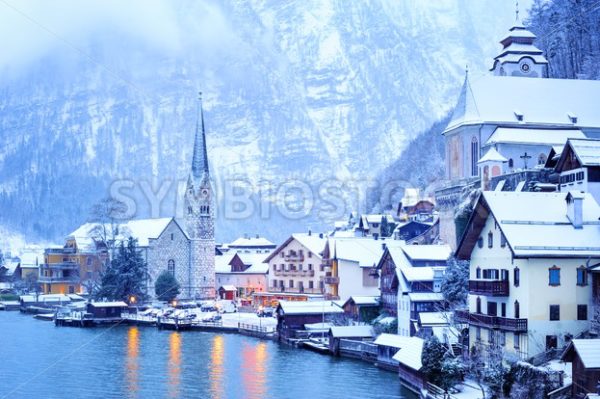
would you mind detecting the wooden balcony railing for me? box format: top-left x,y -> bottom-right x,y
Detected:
324,276 -> 339,285
454,310 -> 527,332
273,269 -> 314,277
469,280 -> 509,296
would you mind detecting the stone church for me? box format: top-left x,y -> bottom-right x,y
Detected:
68,95 -> 216,300
437,14 -> 600,248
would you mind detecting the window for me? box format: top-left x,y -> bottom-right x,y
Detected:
488,329 -> 495,344
476,267 -> 481,279
488,232 -> 493,248
549,266 -> 561,286
272,280 -> 278,288
308,252 -> 312,258
500,331 -> 506,346
167,259 -> 175,275
501,303 -> 506,317
477,237 -> 483,249
577,267 -> 588,286
280,252 -> 284,258
289,280 -> 294,288
476,297 -> 482,314
86,257 -> 92,266
514,267 -> 520,287
501,269 -> 509,281
514,333 -> 520,349
577,304 -> 588,321
308,281 -> 314,289
476,327 -> 481,341
308,264 -> 313,270
546,335 -> 558,351
514,300 -> 520,318
487,301 -> 497,316
549,305 -> 560,321
508,158 -> 514,168
500,234 -> 507,248
471,137 -> 479,177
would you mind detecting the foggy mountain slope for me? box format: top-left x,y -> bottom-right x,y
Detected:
0,0 -> 520,242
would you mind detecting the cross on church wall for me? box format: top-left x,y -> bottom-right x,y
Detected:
520,151 -> 532,169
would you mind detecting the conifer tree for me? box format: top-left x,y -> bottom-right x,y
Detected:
154,271 -> 180,302
96,237 -> 147,302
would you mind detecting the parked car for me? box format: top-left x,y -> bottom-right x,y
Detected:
257,307 -> 274,318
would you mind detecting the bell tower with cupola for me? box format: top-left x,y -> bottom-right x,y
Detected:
184,92 -> 215,299
490,3 -> 548,78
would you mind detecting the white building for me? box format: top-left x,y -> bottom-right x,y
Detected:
215,252 -> 269,303
555,138 -> 600,204
226,236 -> 276,254
321,237 -> 404,301
456,191 -> 600,359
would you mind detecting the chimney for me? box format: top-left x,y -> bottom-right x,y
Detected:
319,233 -> 323,239
308,229 -> 312,236
566,191 -> 584,229
382,242 -> 386,250
255,234 -> 259,239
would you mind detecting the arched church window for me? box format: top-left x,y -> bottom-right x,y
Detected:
508,158 -> 514,168
471,137 -> 479,177
538,153 -> 547,165
168,259 -> 175,275
188,206 -> 193,215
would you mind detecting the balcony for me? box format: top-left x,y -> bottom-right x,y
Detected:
38,275 -> 80,284
284,254 -> 304,262
40,262 -> 79,271
324,276 -> 339,285
271,286 -> 323,295
455,310 -> 527,333
45,247 -> 76,254
273,269 -> 314,277
469,280 -> 509,296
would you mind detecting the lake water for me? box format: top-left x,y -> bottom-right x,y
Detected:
0,312 -> 415,399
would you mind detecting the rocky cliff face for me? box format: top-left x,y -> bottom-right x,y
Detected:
0,0 -> 518,243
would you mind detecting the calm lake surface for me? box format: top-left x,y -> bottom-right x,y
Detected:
0,312 -> 414,399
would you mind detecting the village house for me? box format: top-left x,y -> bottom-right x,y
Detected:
561,339 -> 600,398
435,18 -> 600,249
455,191 -> 600,359
225,235 -> 276,254
254,232 -> 327,307
554,138 -> 600,204
373,333 -> 415,370
328,325 -> 375,356
215,252 -> 269,305
342,296 -> 380,322
392,336 -> 426,395
356,214 -> 396,238
377,244 -> 451,336
393,220 -> 434,242
275,300 -> 344,341
321,237 -> 403,301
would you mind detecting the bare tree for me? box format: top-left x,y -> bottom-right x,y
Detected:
89,197 -> 128,254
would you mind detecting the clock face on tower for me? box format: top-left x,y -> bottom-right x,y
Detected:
201,189 -> 209,197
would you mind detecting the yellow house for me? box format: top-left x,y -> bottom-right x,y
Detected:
456,191 -> 600,359
40,235 -> 108,295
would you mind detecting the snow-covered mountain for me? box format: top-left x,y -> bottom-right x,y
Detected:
0,0 -> 522,242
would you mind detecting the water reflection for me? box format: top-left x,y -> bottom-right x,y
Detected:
168,332 -> 182,398
210,335 -> 224,399
126,326 -> 139,398
241,341 -> 268,399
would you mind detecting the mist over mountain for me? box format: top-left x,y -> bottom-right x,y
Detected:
0,0 -> 524,244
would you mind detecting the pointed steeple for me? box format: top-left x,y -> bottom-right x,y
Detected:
192,92 -> 209,180
445,68 -> 480,132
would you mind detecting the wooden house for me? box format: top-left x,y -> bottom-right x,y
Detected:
342,296 -> 380,322
555,138 -> 600,204
392,336 -> 426,394
561,339 -> 600,398
373,333 -> 413,370
328,325 -> 375,356
86,301 -> 128,319
275,300 -> 344,340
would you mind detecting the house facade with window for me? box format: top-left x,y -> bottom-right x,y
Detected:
377,244 -> 452,336
254,233 -> 327,306
456,191 -> 600,359
215,252 -> 269,304
555,138 -> 600,205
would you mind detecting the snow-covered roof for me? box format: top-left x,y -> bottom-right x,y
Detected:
481,191 -> 600,257
330,237 -> 402,267
446,76 -> 600,133
485,128 -> 585,147
18,250 -> 44,268
277,300 -> 344,316
293,233 -> 327,258
219,285 -> 237,291
385,245 -> 447,285
401,245 -> 452,262
418,312 -> 452,326
392,337 -> 424,371
564,339 -> 600,369
20,294 -> 71,303
567,139 -> 600,166
69,218 -> 174,251
373,333 -> 413,349
89,301 -> 128,308
329,325 -> 375,338
478,147 -> 508,164
407,292 -> 445,302
2,260 -> 20,275
214,252 -> 269,274
344,296 -> 380,306
229,236 -> 275,248
362,214 -> 394,224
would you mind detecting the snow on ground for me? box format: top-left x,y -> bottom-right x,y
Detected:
543,359 -> 573,386
451,380 -> 486,399
221,312 -> 277,328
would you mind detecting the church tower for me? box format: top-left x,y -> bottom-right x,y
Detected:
490,4 -> 548,78
184,93 -> 215,299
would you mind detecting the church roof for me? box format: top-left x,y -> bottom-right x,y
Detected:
484,127 -> 586,147
191,94 -> 210,181
478,148 -> 508,164
445,75 -> 600,133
